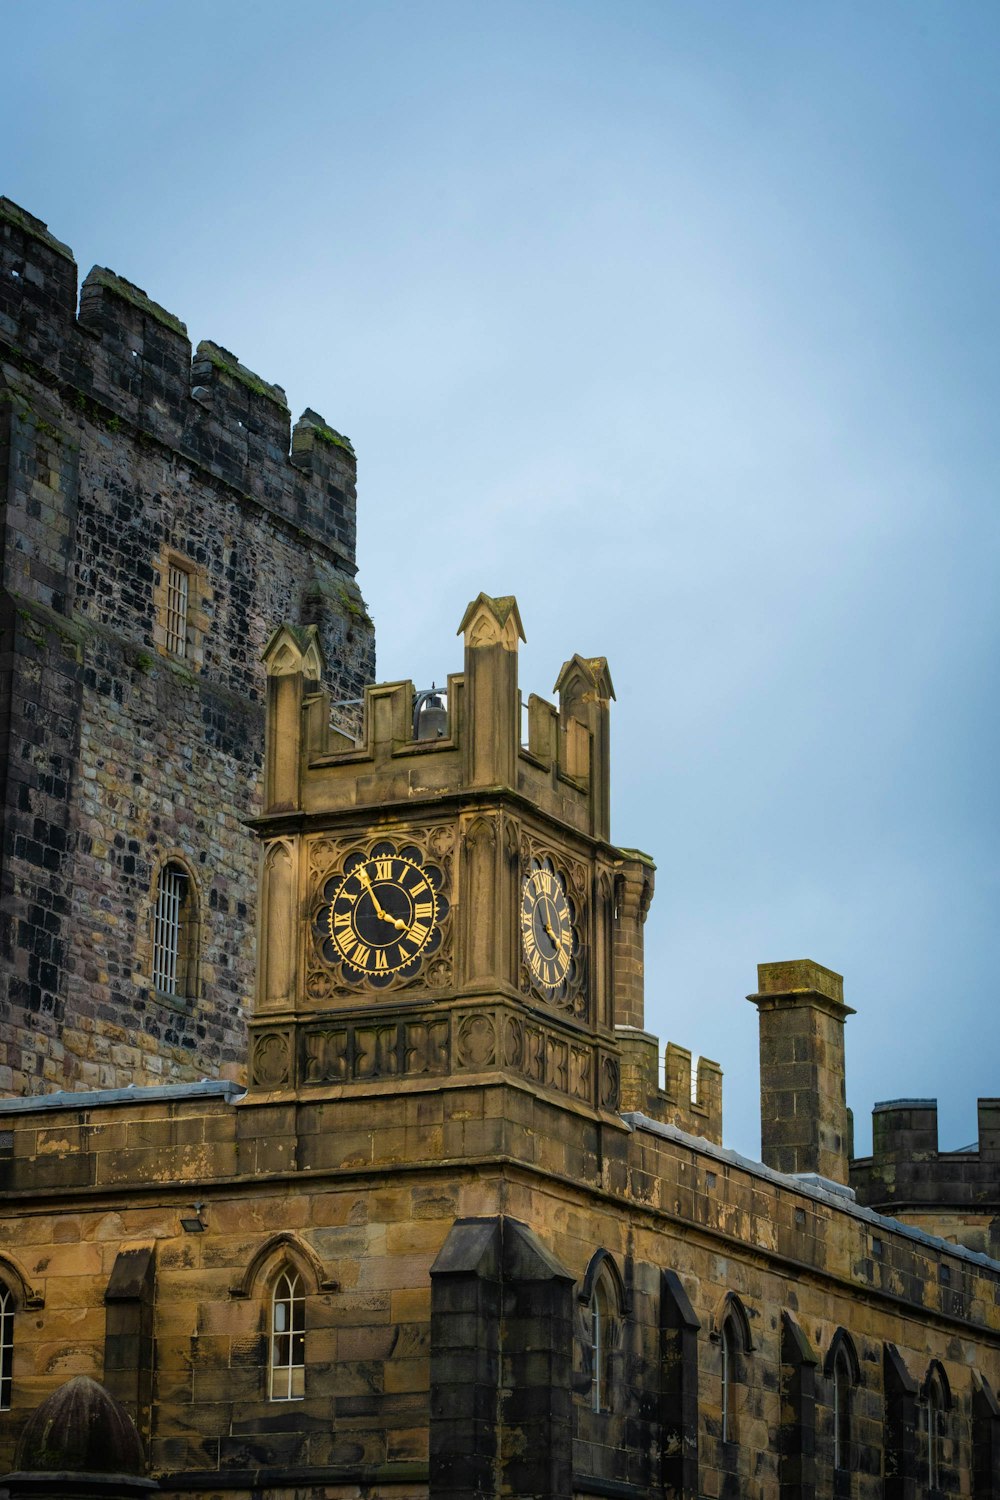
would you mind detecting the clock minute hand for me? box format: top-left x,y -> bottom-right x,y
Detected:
357,865 -> 408,930
356,866 -> 391,922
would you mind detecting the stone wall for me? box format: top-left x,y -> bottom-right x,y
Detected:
0,199 -> 374,1096
1,1081 -> 998,1499
852,1097 -> 1000,1258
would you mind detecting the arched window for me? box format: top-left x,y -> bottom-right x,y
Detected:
833,1345 -> 852,1469
578,1251 -> 627,1418
0,1280 -> 13,1410
825,1328 -> 861,1476
928,1380 -> 941,1490
590,1278 -> 612,1413
713,1292 -> 753,1447
152,859 -> 198,999
721,1315 -> 739,1443
925,1366 -> 948,1491
270,1269 -> 305,1400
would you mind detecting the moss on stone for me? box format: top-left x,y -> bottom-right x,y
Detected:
196,342 -> 288,407
0,198 -> 75,263
312,421 -> 355,456
88,267 -> 188,338
336,581 -> 370,624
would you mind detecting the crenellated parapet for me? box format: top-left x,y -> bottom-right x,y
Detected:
617,1030 -> 723,1143
851,1097 -> 1000,1255
0,199 -> 373,1099
0,198 -> 356,566
260,591 -> 614,840
249,593 -> 690,1121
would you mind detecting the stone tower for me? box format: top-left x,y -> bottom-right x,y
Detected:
249,592 -> 646,1115
0,199 -> 374,1096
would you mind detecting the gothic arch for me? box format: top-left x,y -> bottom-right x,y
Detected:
229,1232 -> 338,1299
577,1250 -> 627,1415
824,1326 -> 862,1383
0,1252 -> 43,1309
578,1248 -> 629,1315
712,1290 -> 754,1352
921,1359 -> 953,1409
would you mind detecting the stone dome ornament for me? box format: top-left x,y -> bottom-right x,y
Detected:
2,1375 -> 158,1498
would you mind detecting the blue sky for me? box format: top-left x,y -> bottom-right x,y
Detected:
6,0 -> 999,1155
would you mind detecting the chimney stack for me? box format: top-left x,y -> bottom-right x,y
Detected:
749,959 -> 855,1184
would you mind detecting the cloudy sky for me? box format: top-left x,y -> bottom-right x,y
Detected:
6,0 -> 999,1156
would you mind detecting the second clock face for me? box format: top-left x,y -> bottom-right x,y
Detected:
321,842 -> 446,986
521,859 -> 576,995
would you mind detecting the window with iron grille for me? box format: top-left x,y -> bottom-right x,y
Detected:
152,862 -> 193,997
165,563 -> 190,657
0,1282 -> 12,1410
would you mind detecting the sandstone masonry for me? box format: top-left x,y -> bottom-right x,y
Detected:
0,198 -> 374,1096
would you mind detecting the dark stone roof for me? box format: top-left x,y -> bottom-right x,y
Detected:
14,1376 -> 145,1475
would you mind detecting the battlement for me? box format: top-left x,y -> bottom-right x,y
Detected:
850,1098 -> 1000,1255
616,1029 -> 723,1143
0,198 -> 356,566
261,591 -> 614,841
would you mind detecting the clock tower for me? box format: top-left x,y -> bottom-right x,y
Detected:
250,592 -> 651,1120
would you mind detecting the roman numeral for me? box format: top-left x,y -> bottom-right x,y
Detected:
333,910 -> 352,932
414,901 -> 432,921
408,921 -> 429,947
374,949 -> 389,970
351,943 -> 370,968
409,877 -> 429,896
375,859 -> 393,881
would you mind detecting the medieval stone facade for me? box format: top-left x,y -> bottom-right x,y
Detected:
1,204 -> 998,1500
0,199 -> 374,1097
0,594 -> 998,1500
851,1098 -> 1000,1260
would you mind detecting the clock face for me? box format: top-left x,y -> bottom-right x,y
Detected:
521,858 -> 577,998
316,840 -> 447,987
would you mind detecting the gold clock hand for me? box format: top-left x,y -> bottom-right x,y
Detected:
356,866 -> 392,923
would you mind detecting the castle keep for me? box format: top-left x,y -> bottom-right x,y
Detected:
0,204 -> 998,1500
0,199 -> 373,1096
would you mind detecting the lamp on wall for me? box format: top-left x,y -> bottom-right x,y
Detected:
180,1201 -> 206,1233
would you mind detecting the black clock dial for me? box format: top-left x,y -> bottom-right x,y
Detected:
317,842 -> 446,987
521,860 -> 575,994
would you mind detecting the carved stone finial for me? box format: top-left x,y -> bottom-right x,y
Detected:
553,653 -> 615,704
457,592 -> 526,651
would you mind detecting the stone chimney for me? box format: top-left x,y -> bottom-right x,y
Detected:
748,959 -> 855,1184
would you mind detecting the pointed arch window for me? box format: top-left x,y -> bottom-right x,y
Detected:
590,1278 -> 612,1412
825,1328 -> 861,1476
579,1250 -> 628,1417
833,1345 -> 852,1469
923,1363 -> 950,1492
0,1281 -> 13,1409
928,1378 -> 942,1491
721,1315 -> 739,1442
270,1269 -> 305,1400
714,1292 -> 753,1447
152,859 -> 199,1000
